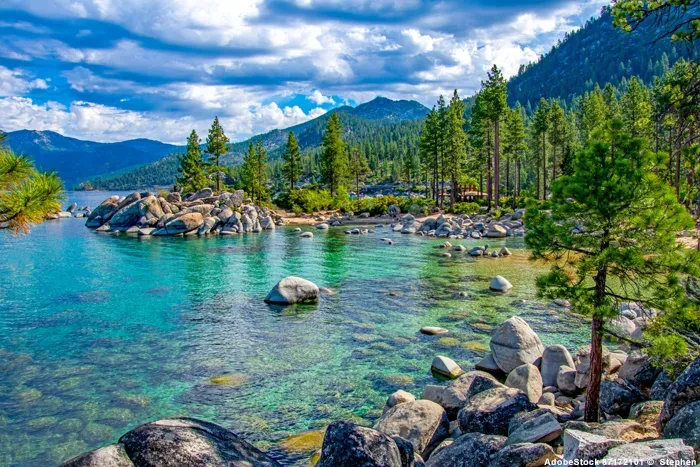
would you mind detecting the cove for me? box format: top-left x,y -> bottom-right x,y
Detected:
0,191 -> 590,466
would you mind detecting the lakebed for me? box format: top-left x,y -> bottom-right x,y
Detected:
0,191 -> 591,466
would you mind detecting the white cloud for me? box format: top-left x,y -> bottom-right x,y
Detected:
307,90 -> 335,105
0,66 -> 49,97
0,96 -> 328,143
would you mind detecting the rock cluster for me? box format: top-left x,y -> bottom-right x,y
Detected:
390,210 -> 526,239
62,315 -> 699,467
85,189 -> 284,236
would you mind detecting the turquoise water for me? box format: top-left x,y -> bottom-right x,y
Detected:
0,191 -> 590,466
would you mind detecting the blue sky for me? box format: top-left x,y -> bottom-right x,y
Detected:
0,0 -> 606,143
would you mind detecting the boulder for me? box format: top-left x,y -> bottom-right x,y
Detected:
436,371 -> 502,420
602,439 -> 695,466
457,387 -> 537,436
430,356 -> 463,379
165,192 -> 181,203
556,365 -> 577,395
187,187 -> 212,201
85,196 -> 121,227
541,345 -> 575,388
599,380 -> 642,417
110,195 -> 164,229
420,327 -> 449,336
164,212 -> 204,235
658,357 -> 700,431
629,401 -> 664,428
505,364 -> 543,404
316,223 -> 329,230
384,390 -> 416,414
563,420 -> 657,442
317,421 -> 402,467
264,276 -> 319,305
489,442 -> 557,467
423,433 -> 505,467
489,317 -> 544,373
489,276 -> 513,292
60,444 -> 133,467
421,385 -> 445,405
475,353 -> 503,376
486,225 -> 507,238
374,400 -> 449,458
573,345 -> 612,389
664,400 -> 700,452
60,417 -> 281,467
300,231 -> 314,238
563,429 -> 625,462
391,436 -> 416,467
506,410 -> 562,445
538,393 -> 556,406
649,371 -> 673,401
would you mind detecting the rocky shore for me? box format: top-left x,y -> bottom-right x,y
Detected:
80,190 -> 526,241
61,310 -> 699,466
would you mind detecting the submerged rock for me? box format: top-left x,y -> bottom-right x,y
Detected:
264,277 -> 319,305
431,356 -> 463,379
488,276 -> 512,292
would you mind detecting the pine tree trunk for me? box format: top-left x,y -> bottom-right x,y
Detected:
494,120 -> 500,208
506,154 -> 510,199
584,315 -> 604,423
487,156 -> 493,211
552,146 -> 556,182
541,133 -> 547,200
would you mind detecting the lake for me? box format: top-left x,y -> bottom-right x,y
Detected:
0,191 -> 590,466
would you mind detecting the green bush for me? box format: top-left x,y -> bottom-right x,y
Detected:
276,188 -> 334,214
341,195 -> 433,216
449,202 -> 480,215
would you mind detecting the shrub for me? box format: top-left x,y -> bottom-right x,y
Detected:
449,202 -> 480,215
276,188 -> 334,214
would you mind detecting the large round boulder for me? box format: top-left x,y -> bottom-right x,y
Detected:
489,317 -> 544,373
457,387 -> 537,436
374,399 -> 449,459
264,276 -> 319,305
61,418 -> 281,467
573,345 -> 612,389
488,276 -> 513,292
505,364 -> 543,404
317,421 -> 402,467
85,196 -> 121,227
164,212 -> 204,235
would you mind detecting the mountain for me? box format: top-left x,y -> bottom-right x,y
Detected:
4,130 -> 182,186
507,7 -> 697,109
82,97 -> 428,190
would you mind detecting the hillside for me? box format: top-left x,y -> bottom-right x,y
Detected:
4,130 -> 182,185
81,97 -> 428,190
507,7 -> 697,109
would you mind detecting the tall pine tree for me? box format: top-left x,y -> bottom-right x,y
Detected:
177,129 -> 208,193
282,131 -> 300,190
205,116 -> 229,192
320,112 -> 348,197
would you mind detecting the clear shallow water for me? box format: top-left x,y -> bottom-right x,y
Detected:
0,191 -> 590,466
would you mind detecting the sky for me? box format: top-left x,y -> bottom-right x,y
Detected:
0,0 -> 607,144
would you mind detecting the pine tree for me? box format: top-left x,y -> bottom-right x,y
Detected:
436,95 -> 448,207
282,131 -> 301,191
320,112 -> 348,197
349,147 -> 370,197
0,134 -> 64,233
444,90 -> 467,205
548,100 -> 567,182
525,120 -> 698,422
482,65 -> 508,208
177,129 -> 208,193
255,140 -> 269,202
579,87 -> 608,141
420,108 -> 439,203
503,104 -> 528,206
621,76 -> 654,144
205,116 -> 229,193
241,141 -> 258,202
533,99 -> 550,199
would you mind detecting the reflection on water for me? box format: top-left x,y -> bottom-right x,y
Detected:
0,191 -> 589,466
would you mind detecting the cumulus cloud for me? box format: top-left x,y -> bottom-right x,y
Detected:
0,66 -> 49,97
307,90 -> 335,105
